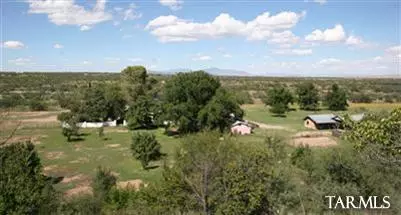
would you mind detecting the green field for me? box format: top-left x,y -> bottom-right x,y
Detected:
2,101 -> 399,194
242,103 -> 401,131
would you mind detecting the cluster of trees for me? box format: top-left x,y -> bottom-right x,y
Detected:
1,107 -> 401,214
57,67 -> 244,141
263,83 -> 348,115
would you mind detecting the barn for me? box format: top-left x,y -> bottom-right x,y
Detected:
303,114 -> 340,130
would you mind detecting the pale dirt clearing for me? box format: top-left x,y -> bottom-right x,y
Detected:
69,157 -> 90,164
291,136 -> 337,147
64,184 -> 92,197
106,144 -> 121,148
117,179 -> 147,190
43,165 -> 58,173
293,131 -> 332,138
61,174 -> 87,184
46,151 -> 65,160
1,135 -> 47,145
249,120 -> 295,132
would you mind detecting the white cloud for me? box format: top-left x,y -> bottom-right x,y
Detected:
2,41 -> 25,49
273,49 -> 312,56
159,0 -> 183,10
305,24 -> 346,42
192,54 -> 212,61
80,25 -> 92,31
26,0 -> 112,30
386,45 -> 401,55
53,43 -> 63,49
146,11 -> 306,43
82,60 -> 92,65
223,54 -> 232,58
123,3 -> 142,20
345,35 -> 363,45
268,31 -> 299,46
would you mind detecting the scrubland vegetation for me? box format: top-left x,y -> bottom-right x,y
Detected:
0,69 -> 400,214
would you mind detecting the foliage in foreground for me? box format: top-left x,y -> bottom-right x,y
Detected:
0,142 -> 58,214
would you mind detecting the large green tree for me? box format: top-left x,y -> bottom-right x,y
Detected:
121,66 -> 152,104
325,84 -> 348,111
263,85 -> 294,115
126,95 -> 158,130
198,88 -> 244,132
163,71 -> 241,133
296,83 -> 319,111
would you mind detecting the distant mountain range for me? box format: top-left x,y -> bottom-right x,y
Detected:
152,67 -> 250,76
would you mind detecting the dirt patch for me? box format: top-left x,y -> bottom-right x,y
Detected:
249,121 -> 295,132
117,179 -> 147,190
291,137 -> 337,147
43,165 -> 58,173
64,185 -> 92,197
61,174 -> 86,184
69,157 -> 89,164
106,144 -> 121,148
293,131 -> 332,138
74,144 -> 82,151
20,115 -> 58,123
105,128 -> 129,133
46,151 -> 65,160
1,135 -> 47,145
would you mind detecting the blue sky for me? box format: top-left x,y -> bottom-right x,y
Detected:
1,0 -> 400,76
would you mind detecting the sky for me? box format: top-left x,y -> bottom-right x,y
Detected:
1,0 -> 400,76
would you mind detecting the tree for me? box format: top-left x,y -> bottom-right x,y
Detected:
163,71 -> 241,133
58,112 -> 80,142
121,66 -> 149,104
126,95 -> 156,130
198,88 -> 244,132
296,83 -> 319,111
263,85 -> 294,115
131,132 -> 162,170
104,84 -> 127,121
92,166 -> 117,202
161,133 -> 296,215
0,142 -> 58,214
344,108 -> 401,166
325,84 -> 348,111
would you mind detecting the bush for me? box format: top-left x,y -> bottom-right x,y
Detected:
131,132 -> 162,170
0,142 -> 58,214
28,100 -> 48,111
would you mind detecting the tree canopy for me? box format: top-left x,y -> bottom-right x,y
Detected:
325,84 -> 348,111
296,83 -> 319,111
263,85 -> 294,115
162,71 -> 242,133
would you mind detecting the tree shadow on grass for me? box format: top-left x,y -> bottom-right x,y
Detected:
144,165 -> 160,170
45,175 -> 64,184
272,114 -> 287,118
68,137 -> 85,142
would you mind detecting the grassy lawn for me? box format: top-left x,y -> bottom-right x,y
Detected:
14,127 -> 181,191
242,103 -> 400,131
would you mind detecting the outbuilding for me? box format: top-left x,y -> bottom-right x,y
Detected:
303,114 -> 340,130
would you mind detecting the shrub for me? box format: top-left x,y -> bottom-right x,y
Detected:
131,132 -> 162,170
